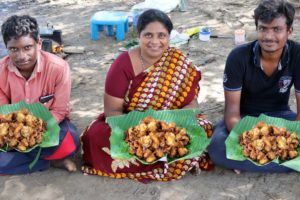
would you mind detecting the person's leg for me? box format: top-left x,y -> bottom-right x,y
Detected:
0,150 -> 50,174
264,110 -> 296,121
0,119 -> 79,174
208,120 -> 292,172
42,119 -> 80,172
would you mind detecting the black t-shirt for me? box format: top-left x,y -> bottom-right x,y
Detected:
223,40 -> 300,115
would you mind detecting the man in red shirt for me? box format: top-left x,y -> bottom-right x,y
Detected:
0,15 -> 79,174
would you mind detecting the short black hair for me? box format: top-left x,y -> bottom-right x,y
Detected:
254,0 -> 295,29
1,15 -> 39,46
137,9 -> 173,34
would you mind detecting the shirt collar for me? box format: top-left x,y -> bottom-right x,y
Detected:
7,51 -> 43,79
253,41 -> 289,71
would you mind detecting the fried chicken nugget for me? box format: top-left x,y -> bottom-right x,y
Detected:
149,132 -> 159,149
257,152 -> 265,160
29,135 -> 36,147
36,134 -> 43,144
243,148 -> 250,157
21,126 -> 33,137
0,114 -> 5,122
146,154 -> 156,163
180,135 -> 189,145
136,123 -> 147,136
15,112 -> 26,123
277,136 -> 287,150
267,151 -> 276,160
160,121 -> 168,131
147,121 -> 157,132
3,113 -> 13,122
178,147 -> 188,157
136,146 -> 143,158
288,150 -> 298,159
169,122 -> 176,129
21,138 -> 29,147
251,128 -> 260,140
0,136 -> 4,147
0,123 -> 9,136
25,114 -> 37,127
279,150 -> 288,160
249,150 -> 257,160
13,123 -> 23,135
8,138 -> 18,147
260,126 -> 270,136
169,147 -> 177,158
290,132 -> 298,139
252,139 -> 264,151
258,157 -> 269,165
17,144 -> 26,151
262,136 -> 272,152
142,116 -> 155,124
19,108 -> 29,115
155,148 -> 164,158
139,135 -> 152,148
272,126 -> 281,135
165,132 -> 176,146
256,121 -> 267,129
143,149 -> 152,159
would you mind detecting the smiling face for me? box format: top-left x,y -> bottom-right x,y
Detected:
6,34 -> 41,73
138,21 -> 170,60
257,15 -> 293,55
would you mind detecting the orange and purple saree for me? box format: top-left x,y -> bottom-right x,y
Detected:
81,47 -> 213,183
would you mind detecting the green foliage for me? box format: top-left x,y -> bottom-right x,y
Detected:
201,26 -> 210,33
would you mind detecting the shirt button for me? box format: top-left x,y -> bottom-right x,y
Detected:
26,99 -> 29,103
25,82 -> 29,86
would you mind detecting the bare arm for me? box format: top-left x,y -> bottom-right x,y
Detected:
104,93 -> 125,117
49,62 -> 71,123
183,96 -> 199,109
295,92 -> 300,121
224,90 -> 241,131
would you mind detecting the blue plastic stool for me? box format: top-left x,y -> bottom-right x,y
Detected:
90,11 -> 129,41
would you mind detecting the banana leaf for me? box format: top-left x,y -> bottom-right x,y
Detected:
0,101 -> 60,152
107,108 -> 210,164
225,114 -> 300,172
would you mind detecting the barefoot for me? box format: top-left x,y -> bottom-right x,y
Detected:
190,162 -> 201,176
51,159 -> 77,172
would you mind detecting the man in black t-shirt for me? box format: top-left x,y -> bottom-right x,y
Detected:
208,0 -> 300,172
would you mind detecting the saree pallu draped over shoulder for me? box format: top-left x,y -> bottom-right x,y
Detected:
81,47 -> 214,183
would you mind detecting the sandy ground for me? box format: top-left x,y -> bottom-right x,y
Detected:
1,0 -> 300,199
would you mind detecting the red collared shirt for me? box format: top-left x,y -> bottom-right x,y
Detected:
0,50 -> 71,123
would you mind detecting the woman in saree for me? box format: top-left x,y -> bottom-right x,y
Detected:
81,9 -> 213,182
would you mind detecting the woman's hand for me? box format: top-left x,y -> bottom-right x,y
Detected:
183,97 -> 199,109
104,93 -> 124,117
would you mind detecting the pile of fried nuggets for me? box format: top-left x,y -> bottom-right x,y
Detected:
125,116 -> 190,163
240,121 -> 299,164
0,108 -> 46,151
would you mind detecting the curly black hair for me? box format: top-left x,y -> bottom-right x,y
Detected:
1,15 -> 39,46
254,0 -> 295,29
137,9 -> 173,34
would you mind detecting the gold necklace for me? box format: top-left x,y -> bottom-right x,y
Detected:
140,52 -> 151,71
140,53 -> 146,71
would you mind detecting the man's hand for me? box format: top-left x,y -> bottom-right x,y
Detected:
224,90 -> 241,131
